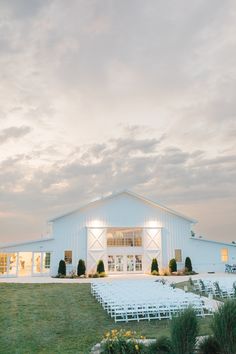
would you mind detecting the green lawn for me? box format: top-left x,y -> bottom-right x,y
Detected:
0,283 -> 212,354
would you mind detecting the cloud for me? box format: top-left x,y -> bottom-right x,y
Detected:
0,131 -> 235,242
0,1 -> 235,243
0,133 -> 235,210
0,126 -> 32,144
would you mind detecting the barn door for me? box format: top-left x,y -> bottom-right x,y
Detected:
87,228 -> 107,273
143,228 -> 162,272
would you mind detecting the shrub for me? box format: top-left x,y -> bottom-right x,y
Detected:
93,272 -> 99,278
197,336 -> 220,354
185,257 -> 192,272
151,258 -> 159,273
147,336 -> 172,353
99,272 -> 107,278
97,259 -> 105,274
101,329 -> 146,354
170,307 -> 199,354
58,259 -> 66,276
151,270 -> 159,276
169,258 -> 177,273
68,270 -> 77,278
211,299 -> 236,354
77,259 -> 86,276
160,268 -> 170,276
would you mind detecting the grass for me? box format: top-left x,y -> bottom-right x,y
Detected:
0,283 -> 212,354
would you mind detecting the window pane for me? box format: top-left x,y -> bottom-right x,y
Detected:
107,228 -> 142,247
127,255 -> 134,272
221,248 -> 228,262
108,255 -> 115,272
64,250 -> 72,264
18,253 -> 32,276
42,252 -> 51,272
44,253 -> 51,269
0,254 -> 7,275
175,249 -> 182,262
8,253 -> 17,275
115,255 -> 124,272
135,255 -> 142,271
33,253 -> 41,273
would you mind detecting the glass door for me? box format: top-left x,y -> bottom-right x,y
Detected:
108,255 -> 115,272
18,253 -> 32,276
115,255 -> 124,272
127,255 -> 134,272
135,255 -> 142,271
33,253 -> 42,274
8,254 -> 17,275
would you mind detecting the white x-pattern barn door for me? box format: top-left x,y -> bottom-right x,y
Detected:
87,228 -> 107,273
143,228 -> 162,272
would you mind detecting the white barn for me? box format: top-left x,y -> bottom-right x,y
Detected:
0,190 -> 235,277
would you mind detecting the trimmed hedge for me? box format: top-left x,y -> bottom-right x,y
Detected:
58,259 -> 66,276
151,258 -> 159,273
97,260 -> 105,274
169,258 -> 177,273
77,259 -> 86,276
185,257 -> 192,272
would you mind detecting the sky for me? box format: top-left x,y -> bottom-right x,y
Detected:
0,0 -> 235,244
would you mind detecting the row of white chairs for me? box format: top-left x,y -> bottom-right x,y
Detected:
91,280 -> 213,322
193,278 -> 236,298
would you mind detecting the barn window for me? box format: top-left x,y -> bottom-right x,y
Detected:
0,254 -> 7,275
64,250 -> 72,264
221,248 -> 228,262
44,252 -> 51,269
175,249 -> 182,262
107,228 -> 142,247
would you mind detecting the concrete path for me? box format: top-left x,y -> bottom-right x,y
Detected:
0,272 -> 235,284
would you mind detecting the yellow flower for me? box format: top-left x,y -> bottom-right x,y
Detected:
135,344 -> 139,351
124,330 -> 132,337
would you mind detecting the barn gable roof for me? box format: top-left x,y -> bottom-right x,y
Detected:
49,190 -> 197,224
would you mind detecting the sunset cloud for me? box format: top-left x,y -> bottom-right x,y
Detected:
0,0 -> 235,242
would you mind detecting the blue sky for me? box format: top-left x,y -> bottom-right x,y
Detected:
0,0 -> 235,243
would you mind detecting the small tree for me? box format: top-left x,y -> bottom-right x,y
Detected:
171,307 -> 199,354
185,257 -> 192,272
97,259 -> 105,274
77,259 -> 86,276
169,258 -> 177,273
198,336 -> 220,354
211,299 -> 236,354
151,258 -> 159,273
58,259 -> 66,276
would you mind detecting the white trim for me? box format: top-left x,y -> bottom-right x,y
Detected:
190,237 -> 236,248
48,190 -> 197,223
0,237 -> 54,250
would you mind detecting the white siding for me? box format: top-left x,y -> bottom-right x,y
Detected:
186,238 -> 236,272
51,193 -> 192,274
1,192 -> 234,276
